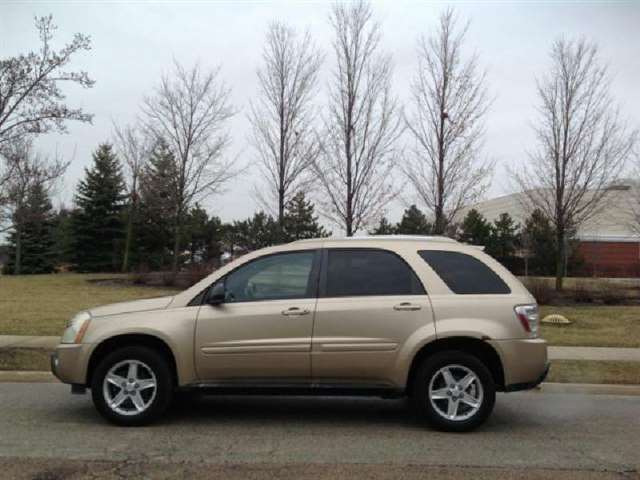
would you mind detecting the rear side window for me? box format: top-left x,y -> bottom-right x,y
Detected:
325,249 -> 425,297
418,250 -> 510,295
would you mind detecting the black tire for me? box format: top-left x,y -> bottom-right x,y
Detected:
411,350 -> 496,432
91,346 -> 173,426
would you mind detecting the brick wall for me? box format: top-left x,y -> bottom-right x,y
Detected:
577,241 -> 640,278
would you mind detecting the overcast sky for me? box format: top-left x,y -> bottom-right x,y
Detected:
2,0 -> 639,228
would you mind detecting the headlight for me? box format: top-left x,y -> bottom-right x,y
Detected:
61,312 -> 91,344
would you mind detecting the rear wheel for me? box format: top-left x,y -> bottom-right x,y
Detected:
411,350 -> 496,432
91,346 -> 173,426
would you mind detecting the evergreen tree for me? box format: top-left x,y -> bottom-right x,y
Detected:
183,204 -> 225,265
370,217 -> 397,235
520,209 -> 557,276
72,144 -> 126,272
51,207 -> 76,267
487,212 -> 518,261
282,192 -> 330,241
458,209 -> 492,246
5,183 -> 56,274
396,205 -> 432,235
134,140 -> 178,270
227,212 -> 280,252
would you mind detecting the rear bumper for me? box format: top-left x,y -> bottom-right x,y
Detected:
488,337 -> 548,390
504,363 -> 549,392
50,343 -> 92,385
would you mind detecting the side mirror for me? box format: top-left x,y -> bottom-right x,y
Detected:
206,282 -> 226,306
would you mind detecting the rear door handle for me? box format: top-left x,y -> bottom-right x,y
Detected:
282,307 -> 310,316
393,302 -> 422,311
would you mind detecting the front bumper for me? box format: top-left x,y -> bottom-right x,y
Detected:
50,343 -> 92,386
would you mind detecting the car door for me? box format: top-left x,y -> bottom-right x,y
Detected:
312,248 -> 434,386
194,249 -> 320,383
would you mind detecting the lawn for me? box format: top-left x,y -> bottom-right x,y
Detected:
547,360 -> 640,385
539,305 -> 640,348
0,273 -> 179,336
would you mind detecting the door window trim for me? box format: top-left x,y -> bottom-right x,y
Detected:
190,249 -> 322,305
318,247 -> 426,298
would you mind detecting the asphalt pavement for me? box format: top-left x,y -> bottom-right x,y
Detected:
0,383 -> 638,479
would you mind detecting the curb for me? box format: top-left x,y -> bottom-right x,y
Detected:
536,382 -> 640,396
0,371 -> 58,383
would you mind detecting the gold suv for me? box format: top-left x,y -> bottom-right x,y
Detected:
52,236 -> 548,431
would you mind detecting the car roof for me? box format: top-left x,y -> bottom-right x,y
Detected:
292,235 -> 458,245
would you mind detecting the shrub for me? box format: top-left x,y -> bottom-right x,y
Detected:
130,265 -> 151,285
572,281 -> 594,303
181,263 -> 214,288
600,281 -> 625,305
161,271 -> 176,287
522,278 -> 556,305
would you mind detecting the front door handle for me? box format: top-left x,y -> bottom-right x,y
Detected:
393,302 -> 422,311
282,307 -> 311,316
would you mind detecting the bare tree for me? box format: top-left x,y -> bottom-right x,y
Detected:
113,123 -> 150,272
141,61 -> 237,273
0,15 -> 94,145
513,38 -> 637,290
404,8 -> 491,235
314,0 -> 402,236
249,21 -> 323,229
0,138 -> 68,274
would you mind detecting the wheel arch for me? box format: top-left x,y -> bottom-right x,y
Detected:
405,336 -> 505,395
86,333 -> 179,387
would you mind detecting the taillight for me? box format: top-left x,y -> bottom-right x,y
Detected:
514,304 -> 539,338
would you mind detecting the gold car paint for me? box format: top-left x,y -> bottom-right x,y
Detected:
53,236 -> 548,391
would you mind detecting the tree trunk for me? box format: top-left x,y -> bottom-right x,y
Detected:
555,229 -> 565,291
121,202 -> 134,272
172,212 -> 182,275
15,226 -> 22,275
278,187 -> 285,241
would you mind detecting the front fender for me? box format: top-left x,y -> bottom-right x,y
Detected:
82,307 -> 198,385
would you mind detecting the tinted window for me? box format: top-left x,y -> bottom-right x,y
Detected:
325,249 -> 424,297
224,251 -> 315,302
418,250 -> 510,294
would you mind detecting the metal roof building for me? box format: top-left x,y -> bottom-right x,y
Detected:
459,182 -> 640,277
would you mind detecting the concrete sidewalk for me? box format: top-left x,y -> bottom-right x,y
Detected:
0,335 -> 59,349
548,346 -> 640,362
1,336 -> 640,362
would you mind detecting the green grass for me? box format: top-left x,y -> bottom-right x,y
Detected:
0,348 -> 51,371
540,306 -> 640,348
548,360 -> 640,385
0,273 -> 179,336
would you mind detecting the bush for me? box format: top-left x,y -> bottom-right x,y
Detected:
572,281 -> 594,303
522,278 -> 556,305
181,263 -> 214,288
161,271 -> 176,287
600,281 -> 625,305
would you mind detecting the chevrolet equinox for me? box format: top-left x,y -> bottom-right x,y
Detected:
52,236 -> 548,431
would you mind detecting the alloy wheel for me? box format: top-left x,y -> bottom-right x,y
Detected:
102,359 -> 157,416
428,364 -> 484,422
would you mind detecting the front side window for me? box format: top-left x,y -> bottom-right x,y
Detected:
224,251 -> 316,302
325,249 -> 425,297
418,250 -> 511,294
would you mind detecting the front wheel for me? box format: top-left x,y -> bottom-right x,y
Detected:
91,346 -> 173,426
411,351 -> 496,432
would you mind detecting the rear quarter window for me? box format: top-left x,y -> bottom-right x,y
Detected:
418,250 -> 511,295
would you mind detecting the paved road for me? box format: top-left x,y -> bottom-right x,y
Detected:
0,383 -> 638,478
